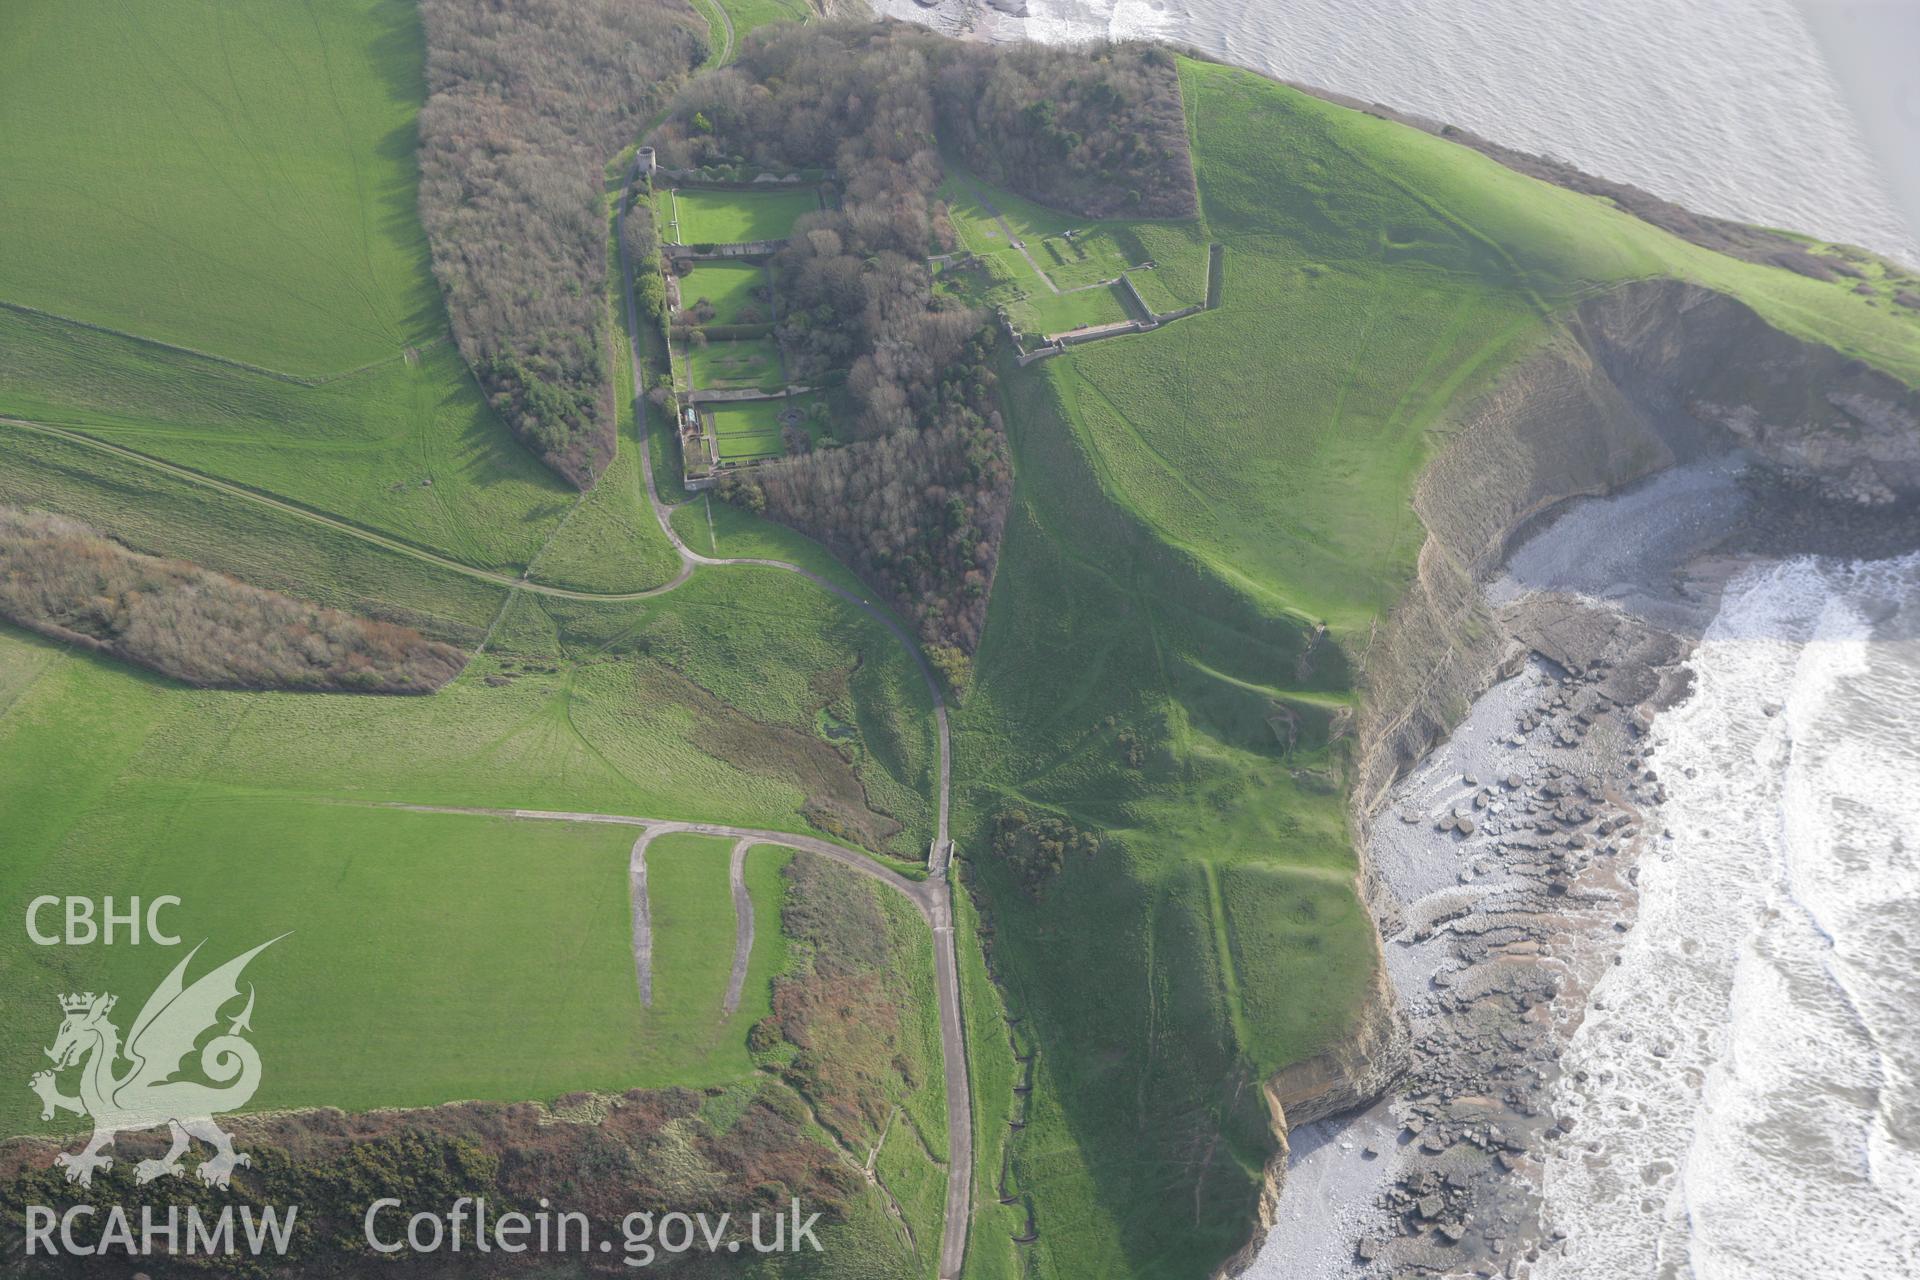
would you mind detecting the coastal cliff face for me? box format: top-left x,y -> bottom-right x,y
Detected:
1232,278 -> 1920,1274
1355,278 -> 1920,817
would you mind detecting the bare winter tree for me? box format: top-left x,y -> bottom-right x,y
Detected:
672,24 -> 1192,685
417,0 -> 705,486
0,510 -> 466,693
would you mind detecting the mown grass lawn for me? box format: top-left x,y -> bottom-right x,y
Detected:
677,260 -> 771,325
658,187 -> 819,245
688,336 -> 785,391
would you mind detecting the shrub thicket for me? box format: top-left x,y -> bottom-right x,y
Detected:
991,808 -> 1100,895
0,510 -> 466,693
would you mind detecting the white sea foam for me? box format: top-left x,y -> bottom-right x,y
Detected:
873,0 -> 1918,265
1539,553 -> 1920,1279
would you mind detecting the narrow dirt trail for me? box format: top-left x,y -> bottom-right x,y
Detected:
723,837 -> 754,1016
629,830 -> 655,1006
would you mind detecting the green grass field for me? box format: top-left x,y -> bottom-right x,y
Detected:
640,834 -> 790,1083
679,260 -> 771,325
0,608 -> 865,1129
0,524 -> 940,1112
0,0 -> 439,376
656,187 -> 820,245
0,0 -> 685,580
0,800 -> 649,1134
0,634 -> 669,1132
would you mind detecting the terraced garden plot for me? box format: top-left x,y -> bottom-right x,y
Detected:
709,400 -> 786,463
677,259 -> 771,325
654,186 -> 820,245
939,166 -> 1211,342
685,336 -> 785,391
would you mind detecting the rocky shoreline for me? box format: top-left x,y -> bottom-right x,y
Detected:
1249,459 -> 1920,1280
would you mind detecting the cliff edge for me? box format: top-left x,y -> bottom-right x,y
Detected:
1231,277 -> 1920,1275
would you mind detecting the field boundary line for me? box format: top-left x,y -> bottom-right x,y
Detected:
0,416 -> 697,603
0,298 -> 438,386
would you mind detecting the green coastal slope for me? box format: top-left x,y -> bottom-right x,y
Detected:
952,56 -> 1917,1279
2,2 -> 1916,1274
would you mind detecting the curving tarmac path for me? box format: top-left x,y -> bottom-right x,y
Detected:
0,148 -> 974,1280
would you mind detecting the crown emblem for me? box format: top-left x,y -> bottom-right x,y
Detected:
60,992 -> 113,1015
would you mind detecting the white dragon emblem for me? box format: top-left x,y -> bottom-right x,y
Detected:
28,937 -> 283,1188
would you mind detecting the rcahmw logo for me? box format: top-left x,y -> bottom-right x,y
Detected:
25,1203 -> 297,1259
28,936 -> 285,1188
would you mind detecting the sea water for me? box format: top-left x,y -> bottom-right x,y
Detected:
874,0 -> 1917,265
1540,552 -> 1920,1278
